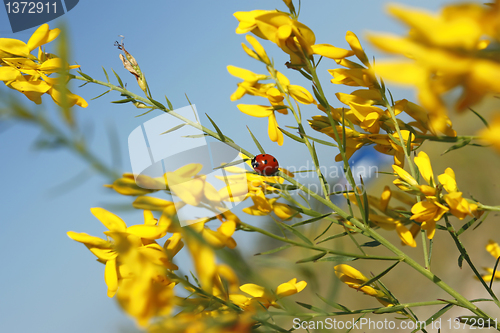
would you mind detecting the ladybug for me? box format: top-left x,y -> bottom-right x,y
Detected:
251,154 -> 280,176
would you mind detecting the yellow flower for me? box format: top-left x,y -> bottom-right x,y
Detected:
328,68 -> 375,87
237,278 -> 307,309
67,209 -> 176,298
253,11 -> 315,57
243,191 -> 301,220
0,24 -> 86,108
242,34 -> 270,65
368,3 -> 500,134
227,65 -> 271,101
410,200 -> 449,239
481,240 -> 500,282
334,265 -> 391,305
105,173 -> 160,196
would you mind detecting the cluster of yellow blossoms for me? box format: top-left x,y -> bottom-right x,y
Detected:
308,32 -> 459,167
230,8 -> 358,146
0,24 -> 87,111
368,1 -> 500,134
69,161 -> 305,328
57,0 -> 500,330
393,151 -> 482,239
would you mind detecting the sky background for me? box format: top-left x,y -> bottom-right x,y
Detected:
0,0 -> 482,332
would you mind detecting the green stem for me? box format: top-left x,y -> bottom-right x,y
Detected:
74,72 -> 498,328
73,75 -> 254,159
267,298 -> 493,318
278,172 -> 495,322
444,215 -> 500,309
269,66 -> 331,201
239,220 -> 400,261
479,204 -> 500,212
416,135 -> 479,142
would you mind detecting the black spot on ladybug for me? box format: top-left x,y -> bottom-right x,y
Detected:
264,160 -> 267,164
273,158 -> 276,162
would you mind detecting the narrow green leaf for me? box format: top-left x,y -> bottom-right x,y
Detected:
291,213 -> 331,227
135,109 -> 154,117
91,89 -> 112,100
469,108 -> 489,128
272,105 -> 289,111
205,113 -> 226,142
361,240 -> 382,247
254,244 -> 293,256
359,176 -> 369,223
380,77 -> 386,94
388,133 -> 403,148
296,301 -> 329,314
419,304 -> 454,333
148,97 -> 166,110
278,127 -> 304,143
357,261 -> 400,290
77,71 -> 93,81
111,68 -> 124,87
316,255 -> 358,263
246,126 -> 265,155
316,293 -> 351,312
111,98 -> 135,104
299,131 -> 337,147
161,123 -> 187,135
102,67 -> 110,82
213,159 -> 248,170
458,254 -> 464,268
490,256 -> 500,289
280,223 -> 313,245
387,88 -> 395,106
314,221 -> 334,241
165,96 -> 173,110
298,69 -> 313,81
312,85 -> 328,109
441,138 -> 472,156
316,231 -> 348,244
296,252 -> 327,263
347,314 -> 367,333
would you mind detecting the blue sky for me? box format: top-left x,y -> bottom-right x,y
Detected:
0,0 -> 463,332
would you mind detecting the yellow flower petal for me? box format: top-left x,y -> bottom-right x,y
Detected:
66,231 -> 111,248
91,207 -> 127,232
311,43 -> 354,59
438,168 -> 458,193
237,104 -> 273,118
240,283 -> 267,298
0,38 -> 30,57
105,258 -> 118,298
288,84 -> 315,104
126,224 -> 168,240
414,151 -> 434,186
345,31 -> 369,65
27,24 -> 60,52
268,112 -> 283,145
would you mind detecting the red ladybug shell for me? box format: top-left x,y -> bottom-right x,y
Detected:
251,154 -> 279,176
